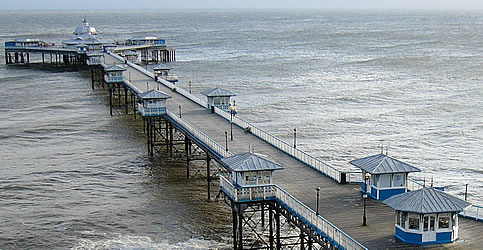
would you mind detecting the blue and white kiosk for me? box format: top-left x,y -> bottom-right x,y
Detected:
220,152 -> 284,202
350,153 -> 420,200
201,88 -> 235,113
383,187 -> 470,245
137,89 -> 171,117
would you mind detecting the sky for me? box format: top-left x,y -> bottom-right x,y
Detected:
1,0 -> 483,10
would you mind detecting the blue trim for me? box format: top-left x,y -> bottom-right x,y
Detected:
436,232 -> 452,243
395,227 -> 422,245
379,188 -> 405,200
395,227 -> 455,245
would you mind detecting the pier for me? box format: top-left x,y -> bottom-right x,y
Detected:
5,21 -> 483,250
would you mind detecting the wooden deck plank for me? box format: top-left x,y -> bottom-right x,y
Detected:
104,54 -> 483,249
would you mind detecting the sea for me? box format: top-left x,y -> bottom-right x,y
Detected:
0,9 -> 481,249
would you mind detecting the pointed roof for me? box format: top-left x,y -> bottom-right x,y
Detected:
201,88 -> 236,97
350,154 -> 420,174
104,64 -> 127,72
139,89 -> 171,100
222,152 -> 284,173
383,187 -> 470,213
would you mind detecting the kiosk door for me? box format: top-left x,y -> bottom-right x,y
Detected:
422,214 -> 436,242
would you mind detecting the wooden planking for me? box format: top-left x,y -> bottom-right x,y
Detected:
104,54 -> 483,249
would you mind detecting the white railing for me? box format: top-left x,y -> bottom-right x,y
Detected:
166,108 -> 232,158
220,175 -> 276,202
137,104 -> 166,116
104,75 -> 124,83
214,104 -> 231,110
107,51 -> 370,184
461,205 -> 483,221
107,51 -> 208,109
407,177 -> 424,191
213,107 -> 362,184
220,176 -> 367,250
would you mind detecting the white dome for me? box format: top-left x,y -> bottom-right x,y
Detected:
73,18 -> 99,35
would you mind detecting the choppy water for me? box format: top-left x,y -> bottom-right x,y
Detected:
0,9 -> 482,249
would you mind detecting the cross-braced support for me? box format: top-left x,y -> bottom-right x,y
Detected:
223,198 -> 328,250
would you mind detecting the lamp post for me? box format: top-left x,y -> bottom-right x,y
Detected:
189,81 -> 192,94
230,101 -> 236,140
363,173 -> 370,226
293,128 -> 297,148
316,187 -> 321,216
225,131 -> 228,152
179,105 -> 182,118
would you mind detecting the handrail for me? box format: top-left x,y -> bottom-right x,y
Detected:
407,177 -> 424,191
461,204 -> 483,221
165,108 -> 233,159
106,51 -> 208,108
106,51 -> 358,183
275,186 -> 368,250
219,175 -> 367,250
214,107 -> 362,184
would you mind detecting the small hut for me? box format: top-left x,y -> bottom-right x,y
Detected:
383,187 -> 470,245
87,53 -> 103,65
350,153 -> 420,200
137,89 -> 171,116
201,88 -> 235,113
220,152 -> 284,202
152,64 -> 178,83
103,65 -> 126,84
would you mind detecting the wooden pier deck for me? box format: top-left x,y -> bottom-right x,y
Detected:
104,53 -> 483,249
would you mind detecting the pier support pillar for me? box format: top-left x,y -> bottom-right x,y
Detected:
109,87 -> 113,116
91,69 -> 95,90
185,137 -> 190,179
207,155 -> 211,200
300,229 -> 305,250
151,118 -> 155,156
124,85 -> 129,114
169,123 -> 173,157
275,208 -> 281,249
269,206 -> 274,250
232,202 -> 238,249
238,204 -> 243,250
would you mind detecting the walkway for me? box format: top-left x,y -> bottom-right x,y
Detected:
104,53 -> 483,249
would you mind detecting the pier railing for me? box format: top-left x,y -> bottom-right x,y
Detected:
275,187 -> 368,250
107,51 -> 209,108
407,177 -> 424,191
165,108 -> 232,159
214,107 -> 361,184
461,205 -> 483,221
220,175 -> 276,202
137,104 -> 166,116
107,51 -> 364,184
220,176 -> 367,250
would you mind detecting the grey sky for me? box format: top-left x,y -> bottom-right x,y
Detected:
1,0 -> 483,10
